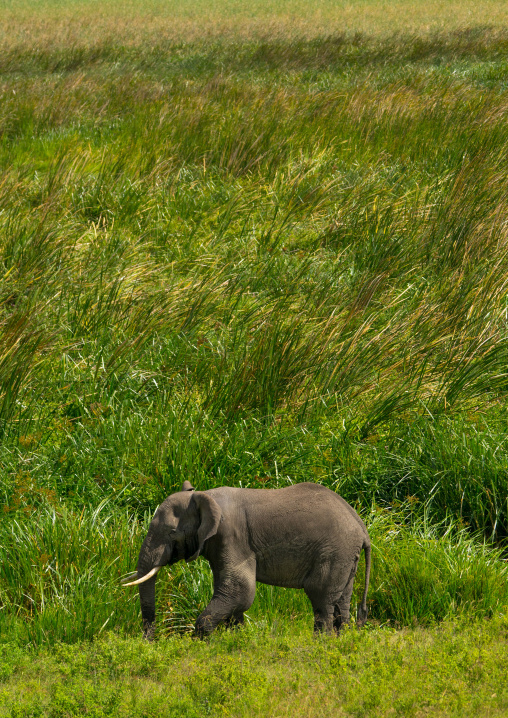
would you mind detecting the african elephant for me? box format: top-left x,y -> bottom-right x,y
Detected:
123,481 -> 371,639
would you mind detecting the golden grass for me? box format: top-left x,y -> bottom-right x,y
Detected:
2,0 -> 508,48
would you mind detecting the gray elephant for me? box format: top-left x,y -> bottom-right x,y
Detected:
123,481 -> 371,639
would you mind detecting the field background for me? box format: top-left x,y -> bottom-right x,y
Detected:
1,0 -> 508,715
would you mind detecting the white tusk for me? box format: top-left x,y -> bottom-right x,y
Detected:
122,566 -> 161,586
121,572 -> 139,582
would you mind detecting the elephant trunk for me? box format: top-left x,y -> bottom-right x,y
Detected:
139,575 -> 157,641
133,535 -> 172,641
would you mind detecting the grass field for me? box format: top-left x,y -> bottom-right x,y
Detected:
1,0 -> 508,714
2,618 -> 508,717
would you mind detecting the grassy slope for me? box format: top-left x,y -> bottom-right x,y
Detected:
1,2 -> 508,712
2,0 -> 508,41
1,6 -> 508,535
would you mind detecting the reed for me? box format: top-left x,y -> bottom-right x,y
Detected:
1,0 -> 508,651
1,503 -> 506,645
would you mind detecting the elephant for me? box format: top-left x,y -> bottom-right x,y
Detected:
123,481 -> 371,639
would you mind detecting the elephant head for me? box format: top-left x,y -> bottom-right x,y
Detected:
122,481 -> 221,640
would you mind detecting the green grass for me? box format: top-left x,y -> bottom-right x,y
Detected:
1,4 -> 508,714
1,618 -> 507,717
2,59 -> 508,533
1,503 -> 507,645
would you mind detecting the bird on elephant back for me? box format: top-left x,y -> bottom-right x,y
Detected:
123,481 -> 371,639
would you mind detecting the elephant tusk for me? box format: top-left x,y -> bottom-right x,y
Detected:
122,566 -> 161,586
121,572 -> 139,583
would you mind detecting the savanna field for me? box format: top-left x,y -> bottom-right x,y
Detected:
1,0 -> 508,714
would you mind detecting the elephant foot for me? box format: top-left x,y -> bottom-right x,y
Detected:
334,618 -> 350,633
333,606 -> 351,633
313,616 -> 335,634
225,612 -> 245,630
142,620 -> 156,642
195,612 -> 219,639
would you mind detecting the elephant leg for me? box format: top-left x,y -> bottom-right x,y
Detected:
333,573 -> 355,632
142,618 -> 156,642
333,553 -> 362,632
305,591 -> 335,634
334,557 -> 361,631
195,568 -> 255,638
195,599 -> 238,637
224,611 -> 245,630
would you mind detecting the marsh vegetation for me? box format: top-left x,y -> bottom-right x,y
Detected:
1,0 -> 508,714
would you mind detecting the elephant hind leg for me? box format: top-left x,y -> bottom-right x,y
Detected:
305,590 -> 335,634
333,603 -> 343,632
334,561 -> 359,632
313,607 -> 334,634
306,556 -> 361,635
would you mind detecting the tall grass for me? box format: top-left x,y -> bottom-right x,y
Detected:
0,501 -> 144,644
1,0 -> 508,646
2,143 -> 508,536
1,503 -> 506,645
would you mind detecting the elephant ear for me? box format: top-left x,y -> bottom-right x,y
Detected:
187,492 -> 222,562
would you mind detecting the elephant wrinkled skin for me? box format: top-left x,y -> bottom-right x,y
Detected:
123,481 -> 371,639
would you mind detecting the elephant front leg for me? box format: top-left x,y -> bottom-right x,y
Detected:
139,578 -> 157,641
195,570 -> 256,638
195,599 -> 234,637
142,618 -> 156,642
225,610 -> 245,630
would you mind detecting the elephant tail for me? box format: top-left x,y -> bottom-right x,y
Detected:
356,537 -> 371,627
